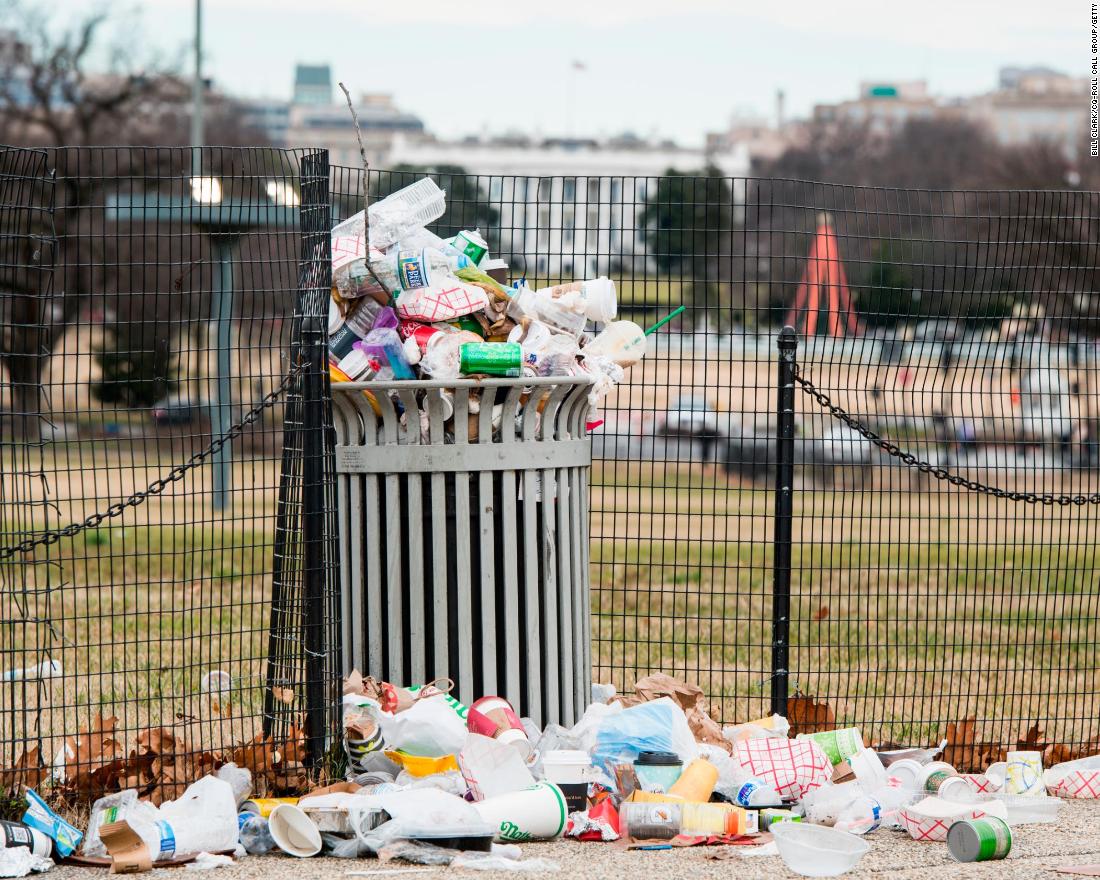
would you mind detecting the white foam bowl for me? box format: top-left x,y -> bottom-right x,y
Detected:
770,822 -> 871,877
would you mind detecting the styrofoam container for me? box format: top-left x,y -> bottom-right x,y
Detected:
541,750 -> 592,785
770,822 -> 870,877
991,792 -> 1063,824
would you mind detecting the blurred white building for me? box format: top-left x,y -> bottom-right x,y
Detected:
387,133 -> 751,276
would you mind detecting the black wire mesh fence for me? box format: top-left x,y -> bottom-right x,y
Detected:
0,145 -> 339,800
4,155 -> 1100,799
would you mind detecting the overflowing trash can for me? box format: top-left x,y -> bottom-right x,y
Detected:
332,375 -> 594,727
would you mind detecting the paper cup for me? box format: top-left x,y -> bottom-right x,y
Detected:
886,758 -> 925,790
1005,751 -> 1044,796
542,749 -> 592,811
796,728 -> 864,765
0,821 -> 53,859
471,782 -> 568,842
268,804 -> 322,857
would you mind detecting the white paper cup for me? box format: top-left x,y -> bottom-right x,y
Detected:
268,804 -> 322,857
0,821 -> 53,858
1005,751 -> 1044,796
471,782 -> 568,842
887,758 -> 925,790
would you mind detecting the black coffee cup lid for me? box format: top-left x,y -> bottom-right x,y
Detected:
635,750 -> 681,765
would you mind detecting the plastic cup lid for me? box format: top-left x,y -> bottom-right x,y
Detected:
636,751 -> 681,765
542,750 -> 592,766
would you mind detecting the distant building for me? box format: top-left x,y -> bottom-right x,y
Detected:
239,64 -> 426,165
811,80 -> 945,134
965,67 -> 1089,159
292,64 -> 332,105
385,134 -> 751,276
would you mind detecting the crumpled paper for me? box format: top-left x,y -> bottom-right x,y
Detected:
617,674 -> 730,753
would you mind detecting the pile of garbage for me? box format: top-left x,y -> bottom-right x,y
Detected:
3,674 -> 1100,875
328,177 -> 649,414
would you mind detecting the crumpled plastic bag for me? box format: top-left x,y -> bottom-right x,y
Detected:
185,853 -> 235,871
617,674 -> 730,753
351,788 -> 494,853
377,695 -> 466,757
452,852 -> 561,872
592,697 -> 700,773
0,848 -> 51,879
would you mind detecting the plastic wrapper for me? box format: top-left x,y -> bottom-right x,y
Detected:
376,839 -> 456,866
376,694 -> 466,757
320,833 -> 369,859
451,852 -> 562,872
351,789 -> 493,853
396,283 -> 490,324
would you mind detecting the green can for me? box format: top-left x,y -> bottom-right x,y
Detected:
946,817 -> 1012,862
760,808 -> 801,830
449,230 -> 489,266
459,342 -> 522,377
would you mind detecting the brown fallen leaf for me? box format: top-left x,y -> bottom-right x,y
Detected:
813,606 -> 830,621
942,717 -> 980,771
1018,722 -> 1046,750
787,694 -> 836,737
0,746 -> 46,789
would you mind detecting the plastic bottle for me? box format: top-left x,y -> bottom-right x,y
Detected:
507,285 -> 587,338
734,777 -> 781,807
618,801 -> 748,840
238,813 -> 275,855
329,298 -> 385,362
667,758 -> 719,802
582,320 -> 648,367
357,329 -> 415,380
383,248 -> 472,293
834,795 -> 885,835
368,178 -> 446,248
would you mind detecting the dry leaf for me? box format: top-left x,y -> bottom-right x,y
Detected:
0,746 -> 46,789
813,606 -> 830,621
1018,722 -> 1045,750
787,694 -> 836,736
272,687 -> 296,705
942,717 -> 980,771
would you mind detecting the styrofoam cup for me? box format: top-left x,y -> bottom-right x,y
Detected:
581,277 -> 617,323
268,804 -> 322,857
471,782 -> 568,842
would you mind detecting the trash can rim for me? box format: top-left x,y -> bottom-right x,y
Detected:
332,376 -> 595,392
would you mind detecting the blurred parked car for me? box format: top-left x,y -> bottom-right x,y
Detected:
659,395 -> 720,437
152,393 -> 204,426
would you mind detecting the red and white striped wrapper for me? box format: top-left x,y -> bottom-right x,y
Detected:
960,773 -> 1001,794
899,804 -> 996,842
1050,769 -> 1100,799
735,737 -> 832,800
396,283 -> 489,323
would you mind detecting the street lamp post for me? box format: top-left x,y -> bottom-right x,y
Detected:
191,0 -> 204,178
107,190 -> 299,510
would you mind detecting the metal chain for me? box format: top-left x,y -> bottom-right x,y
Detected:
793,365 -> 1100,507
0,361 -> 309,561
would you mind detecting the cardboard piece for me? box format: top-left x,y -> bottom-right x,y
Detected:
99,821 -> 151,874
303,781 -> 361,798
831,761 -> 856,785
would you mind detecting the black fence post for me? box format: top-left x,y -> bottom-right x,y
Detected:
299,150 -> 334,769
771,326 -> 798,717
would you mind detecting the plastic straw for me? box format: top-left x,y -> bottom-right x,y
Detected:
644,305 -> 686,336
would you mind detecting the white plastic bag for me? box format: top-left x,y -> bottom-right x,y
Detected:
379,695 -> 467,757
351,789 -> 493,853
159,776 -> 239,857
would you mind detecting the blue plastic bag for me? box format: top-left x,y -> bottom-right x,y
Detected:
23,788 -> 82,857
591,697 -> 700,774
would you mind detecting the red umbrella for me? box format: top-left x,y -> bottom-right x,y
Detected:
785,219 -> 864,337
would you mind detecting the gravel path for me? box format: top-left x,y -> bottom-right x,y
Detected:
50,800 -> 1100,880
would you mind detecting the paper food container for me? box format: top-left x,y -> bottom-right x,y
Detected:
899,797 -> 1008,842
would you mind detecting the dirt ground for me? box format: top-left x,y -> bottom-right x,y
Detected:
44,799 -> 1100,880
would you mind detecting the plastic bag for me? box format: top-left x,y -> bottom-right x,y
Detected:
351,789 -> 493,853
320,833 -> 369,859
376,840 -> 455,866
159,777 -> 240,857
378,695 -> 467,757
592,697 -> 700,773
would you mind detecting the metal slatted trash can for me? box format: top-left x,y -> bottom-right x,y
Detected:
332,376 -> 593,727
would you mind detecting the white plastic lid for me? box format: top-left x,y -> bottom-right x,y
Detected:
481,258 -> 509,271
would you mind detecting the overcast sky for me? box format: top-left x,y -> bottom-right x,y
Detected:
47,0 -> 1082,146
